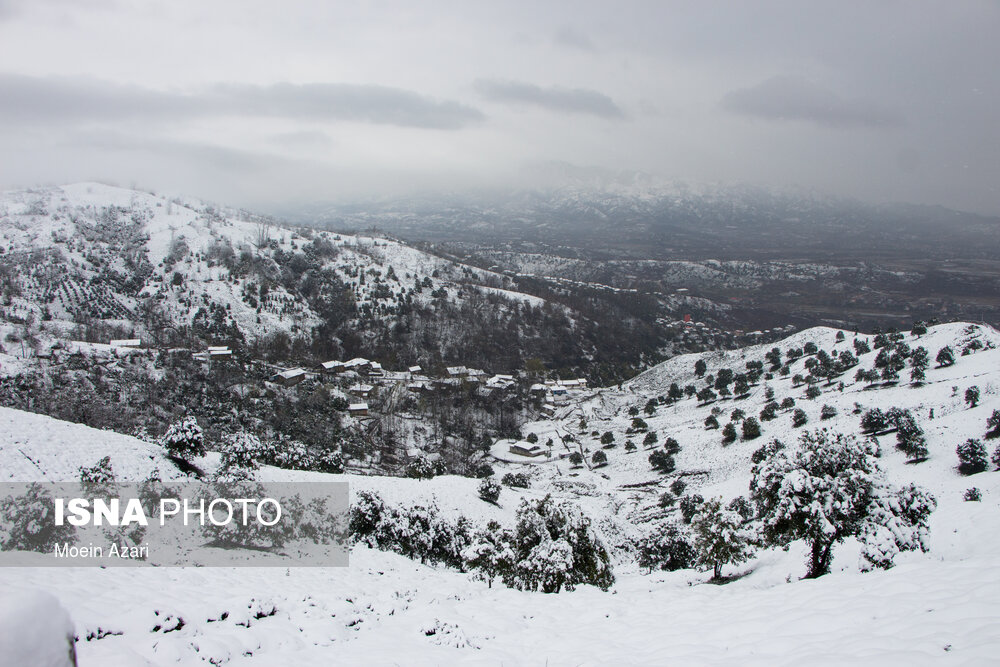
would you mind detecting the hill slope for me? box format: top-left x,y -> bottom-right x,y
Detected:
2,322 -> 1000,664
0,183 -> 679,377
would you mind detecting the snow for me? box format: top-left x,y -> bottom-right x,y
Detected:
1,540 -> 999,665
0,406 -> 179,482
0,589 -> 76,667
1,322 -> 1000,664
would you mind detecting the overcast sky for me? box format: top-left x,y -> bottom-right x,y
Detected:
0,0 -> 998,214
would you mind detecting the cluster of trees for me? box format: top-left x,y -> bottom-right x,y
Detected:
854,336 -> 926,386
859,407 -> 929,461
351,491 -> 614,593
642,430 -> 936,581
955,410 -> 1000,475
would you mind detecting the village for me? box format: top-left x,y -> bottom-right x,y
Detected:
10,333 -> 594,462
267,354 -> 590,428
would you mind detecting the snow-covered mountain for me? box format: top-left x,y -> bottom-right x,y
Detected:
0,183 -> 602,373
284,178 -> 1000,261
2,321 -> 999,664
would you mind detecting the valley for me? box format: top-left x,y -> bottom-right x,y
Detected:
2,183 -> 1000,665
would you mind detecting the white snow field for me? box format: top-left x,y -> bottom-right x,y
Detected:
1,321 -> 1000,665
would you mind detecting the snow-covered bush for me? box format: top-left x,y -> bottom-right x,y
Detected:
161,416 -> 206,461
501,472 -> 530,489
649,450 -> 675,473
349,490 -> 385,539
405,456 -> 436,479
636,523 -> 696,573
895,411 -> 928,462
349,491 -> 470,568
727,496 -> 754,521
260,439 -> 310,470
751,429 -> 935,578
0,484 -> 77,553
860,408 -> 890,433
137,468 -> 176,518
690,498 -> 755,580
821,404 -> 838,420
679,493 -> 705,524
964,487 -> 982,502
504,495 -> 614,593
79,455 -> 116,495
859,483 -> 936,570
741,416 -> 761,440
202,476 -> 292,549
220,432 -> 263,473
956,438 -> 989,475
986,410 -> 1000,439
965,386 -> 981,408
478,477 -> 501,504
472,463 -> 494,478
462,520 -> 515,588
314,449 -> 346,474
591,450 -> 608,467
792,408 -> 808,428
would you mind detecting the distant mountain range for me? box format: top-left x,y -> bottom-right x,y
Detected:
280,180 -> 1000,262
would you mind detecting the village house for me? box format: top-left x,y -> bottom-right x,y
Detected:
349,383 -> 374,398
320,360 -> 344,374
348,402 -> 369,417
109,338 -> 141,347
509,441 -> 547,457
343,357 -> 372,373
270,368 -> 307,387
446,366 -> 469,378
486,374 -> 515,389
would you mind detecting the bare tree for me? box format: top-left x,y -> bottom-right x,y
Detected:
253,222 -> 273,252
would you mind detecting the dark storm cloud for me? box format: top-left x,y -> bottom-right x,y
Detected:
0,74 -> 485,129
211,82 -> 484,129
554,26 -> 598,52
474,79 -> 624,119
720,76 -> 902,129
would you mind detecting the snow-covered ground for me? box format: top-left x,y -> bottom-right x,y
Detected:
2,321 -> 1000,664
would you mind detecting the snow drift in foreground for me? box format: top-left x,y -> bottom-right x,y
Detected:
0,590 -> 76,667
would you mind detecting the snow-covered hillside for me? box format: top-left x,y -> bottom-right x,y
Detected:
1,322 -> 999,664
0,182 -> 555,349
